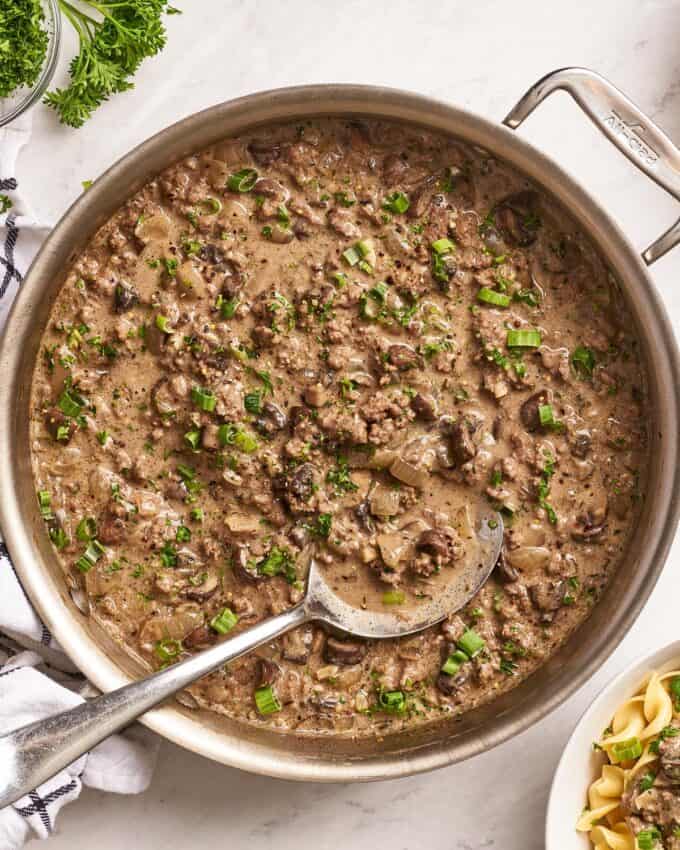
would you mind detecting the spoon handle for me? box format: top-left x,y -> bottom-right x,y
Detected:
0,602 -> 309,808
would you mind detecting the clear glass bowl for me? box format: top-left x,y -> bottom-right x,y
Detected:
0,0 -> 61,128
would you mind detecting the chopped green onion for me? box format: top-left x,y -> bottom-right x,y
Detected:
184,428 -> 201,450
382,192 -> 410,214
200,197 -> 222,214
334,191 -> 355,207
382,590 -> 405,605
670,676 -> 680,699
96,430 -> 109,446
218,423 -> 237,446
513,288 -> 540,307
342,246 -> 360,266
37,490 -> 52,520
175,525 -> 191,543
331,271 -> 348,288
154,638 -> 182,662
255,684 -> 281,715
76,517 -> 97,542
191,387 -> 217,413
477,287 -> 511,308
357,259 -> 373,275
75,539 -> 105,573
441,649 -> 469,676
244,391 -> 262,414
50,527 -> 69,549
571,345 -> 596,378
457,629 -> 485,658
277,204 -> 290,227
506,329 -> 542,349
432,237 -> 455,255
261,225 -> 273,239
233,430 -> 258,453
155,314 -> 173,334
538,404 -> 556,427
611,736 -> 643,762
190,507 -> 204,522
227,168 -> 258,193
356,239 -> 372,258
378,689 -> 406,714
210,607 -> 239,635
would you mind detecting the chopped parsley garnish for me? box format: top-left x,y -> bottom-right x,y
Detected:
159,540 -> 178,568
256,546 -> 297,583
326,457 -> 358,494
0,0 -> 49,100
308,512 -> 332,538
43,0 -> 176,128
538,452 -> 557,524
571,345 -> 596,379
216,294 -> 239,319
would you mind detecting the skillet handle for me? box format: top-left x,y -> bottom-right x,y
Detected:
503,66 -> 680,266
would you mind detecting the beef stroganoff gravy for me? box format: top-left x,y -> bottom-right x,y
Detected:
30,119 -> 648,735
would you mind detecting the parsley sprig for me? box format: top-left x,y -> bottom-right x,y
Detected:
44,0 -> 179,128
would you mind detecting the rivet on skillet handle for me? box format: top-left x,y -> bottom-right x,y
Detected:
503,66 -> 680,266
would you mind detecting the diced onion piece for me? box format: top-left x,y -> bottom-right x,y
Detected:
389,456 -> 428,489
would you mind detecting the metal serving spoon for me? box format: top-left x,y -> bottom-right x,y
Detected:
0,507 -> 502,807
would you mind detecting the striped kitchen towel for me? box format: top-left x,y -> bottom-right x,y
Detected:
0,115 -> 158,850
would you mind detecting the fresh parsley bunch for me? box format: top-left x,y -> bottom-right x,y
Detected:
44,0 -> 179,128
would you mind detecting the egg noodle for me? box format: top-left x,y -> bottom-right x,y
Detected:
576,669 -> 680,849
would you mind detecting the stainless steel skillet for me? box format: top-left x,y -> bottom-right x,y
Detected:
0,67 -> 678,782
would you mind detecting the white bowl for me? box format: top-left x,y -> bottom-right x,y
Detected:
546,639 -> 680,850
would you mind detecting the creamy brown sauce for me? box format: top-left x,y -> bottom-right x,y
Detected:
30,119 -> 648,736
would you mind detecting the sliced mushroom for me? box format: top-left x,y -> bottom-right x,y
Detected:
570,512 -> 607,542
114,282 -> 139,313
529,580 -> 565,616
232,544 -> 264,583
410,392 -> 437,421
520,389 -> 552,433
324,636 -> 367,666
441,418 -> 476,466
98,514 -> 126,546
255,401 -> 288,436
256,657 -> 280,687
44,408 -> 77,443
181,571 -> 220,601
281,628 -> 312,664
184,624 -> 216,650
387,344 -> 422,371
436,668 -> 469,696
493,191 -> 541,247
494,548 -> 518,583
248,140 -> 282,166
571,429 -> 592,459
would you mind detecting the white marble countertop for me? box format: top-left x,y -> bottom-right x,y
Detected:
16,0 -> 680,847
